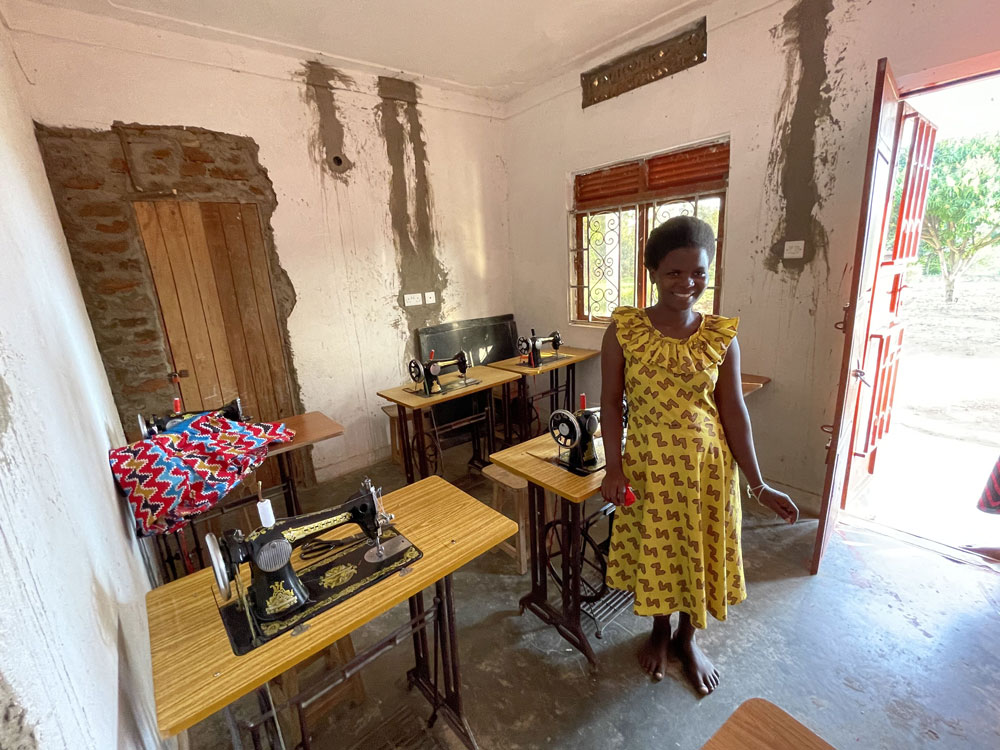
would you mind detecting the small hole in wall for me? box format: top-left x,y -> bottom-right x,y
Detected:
333,156 -> 344,167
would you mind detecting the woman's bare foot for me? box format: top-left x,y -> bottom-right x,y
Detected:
963,545 -> 1000,561
671,613 -> 719,695
638,615 -> 671,680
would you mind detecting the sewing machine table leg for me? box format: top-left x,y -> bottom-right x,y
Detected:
518,376 -> 529,441
502,382 -> 512,445
412,407 -> 430,479
223,704 -> 245,750
396,404 -> 415,484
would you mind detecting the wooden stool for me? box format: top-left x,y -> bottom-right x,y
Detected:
482,463 -> 529,575
382,405 -> 437,466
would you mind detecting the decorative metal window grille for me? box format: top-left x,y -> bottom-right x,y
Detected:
570,142 -> 729,322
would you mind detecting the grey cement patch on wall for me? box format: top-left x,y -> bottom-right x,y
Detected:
765,0 -> 836,273
376,77 -> 447,352
0,672 -> 38,750
302,61 -> 355,180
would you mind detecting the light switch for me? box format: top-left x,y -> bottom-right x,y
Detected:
403,293 -> 422,307
783,240 -> 805,259
424,291 -> 437,304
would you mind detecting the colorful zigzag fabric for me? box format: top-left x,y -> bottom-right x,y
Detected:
109,413 -> 295,535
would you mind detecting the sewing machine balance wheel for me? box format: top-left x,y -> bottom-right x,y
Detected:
407,359 -> 424,383
549,409 -> 581,448
204,532 -> 234,602
516,336 -> 531,356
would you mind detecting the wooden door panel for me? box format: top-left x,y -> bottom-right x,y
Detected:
134,201 -> 203,410
178,202 -> 240,404
240,204 -> 293,418
153,201 -> 222,408
217,203 -> 280,422
199,203 -> 263,424
811,59 -> 903,573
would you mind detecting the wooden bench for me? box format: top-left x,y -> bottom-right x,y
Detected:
482,463 -> 529,575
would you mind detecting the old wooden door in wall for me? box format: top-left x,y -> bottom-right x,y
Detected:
134,200 -> 294,488
811,59 -> 904,574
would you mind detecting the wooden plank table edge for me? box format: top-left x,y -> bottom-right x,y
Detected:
148,475 -> 517,738
269,411 -> 345,456
485,346 -> 600,376
377,366 -> 521,410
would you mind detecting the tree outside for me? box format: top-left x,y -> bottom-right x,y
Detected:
918,134 -> 1000,303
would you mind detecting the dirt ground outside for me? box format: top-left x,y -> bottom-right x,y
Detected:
849,267 -> 1000,547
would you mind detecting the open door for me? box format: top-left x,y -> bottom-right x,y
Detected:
811,59 -> 904,573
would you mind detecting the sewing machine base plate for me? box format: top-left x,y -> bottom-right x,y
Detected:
556,440 -> 606,476
219,527 -> 422,655
406,378 -> 482,398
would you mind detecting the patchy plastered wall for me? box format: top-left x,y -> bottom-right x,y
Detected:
0,21 -> 160,750
5,0 -> 511,479
504,0 -> 1000,512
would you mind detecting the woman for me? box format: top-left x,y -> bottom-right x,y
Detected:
600,216 -> 798,694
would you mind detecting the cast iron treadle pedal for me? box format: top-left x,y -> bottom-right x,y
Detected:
345,705 -> 447,750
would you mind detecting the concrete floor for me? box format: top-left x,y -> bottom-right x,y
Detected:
186,445 -> 1000,750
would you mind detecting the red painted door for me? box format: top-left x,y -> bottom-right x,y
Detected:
811,59 -> 904,574
853,111 -> 938,474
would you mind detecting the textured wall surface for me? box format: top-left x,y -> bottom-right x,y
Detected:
33,124 -> 299,444
7,0 -> 512,479
504,0 -> 1000,512
0,20 -> 159,750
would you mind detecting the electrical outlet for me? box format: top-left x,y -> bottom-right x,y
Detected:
403,293 -> 422,307
424,291 -> 437,304
783,240 -> 805,259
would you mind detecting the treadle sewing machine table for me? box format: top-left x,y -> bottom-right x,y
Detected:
147,476 -> 517,749
488,377 -> 772,665
486,346 -> 599,441
378,366 -> 520,484
489,433 -> 624,666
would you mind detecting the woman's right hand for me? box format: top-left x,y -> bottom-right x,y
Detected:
601,468 -> 629,506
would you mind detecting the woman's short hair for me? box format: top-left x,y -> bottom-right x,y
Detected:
644,216 -> 716,270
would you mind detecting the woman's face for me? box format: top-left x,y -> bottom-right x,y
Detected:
649,246 -> 710,312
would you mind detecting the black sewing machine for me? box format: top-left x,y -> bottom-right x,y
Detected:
516,328 -> 563,368
137,397 -> 245,438
407,350 -> 472,396
205,478 -> 422,655
548,394 -> 605,475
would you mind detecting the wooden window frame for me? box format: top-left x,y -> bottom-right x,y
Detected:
570,141 -> 729,323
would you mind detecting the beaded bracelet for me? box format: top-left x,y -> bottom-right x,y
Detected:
745,483 -> 769,506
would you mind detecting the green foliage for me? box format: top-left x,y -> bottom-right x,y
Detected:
919,134 -> 1000,301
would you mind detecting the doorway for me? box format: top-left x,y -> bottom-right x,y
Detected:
844,74 -> 1000,549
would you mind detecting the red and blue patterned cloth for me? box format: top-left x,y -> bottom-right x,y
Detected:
978,455 -> 1000,515
109,413 -> 295,535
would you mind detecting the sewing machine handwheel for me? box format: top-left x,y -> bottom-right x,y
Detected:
516,336 -> 531,356
549,409 -> 580,448
408,359 -> 424,383
550,331 -> 562,349
204,532 -> 233,601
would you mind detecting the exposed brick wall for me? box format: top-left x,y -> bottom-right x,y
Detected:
34,124 -> 305,464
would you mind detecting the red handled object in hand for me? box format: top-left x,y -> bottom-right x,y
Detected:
623,483 -> 636,507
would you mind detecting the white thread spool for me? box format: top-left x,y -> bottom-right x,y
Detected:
255,482 -> 275,527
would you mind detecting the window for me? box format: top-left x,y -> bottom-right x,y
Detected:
569,141 -> 730,321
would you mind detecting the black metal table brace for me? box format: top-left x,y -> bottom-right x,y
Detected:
225,575 -> 478,750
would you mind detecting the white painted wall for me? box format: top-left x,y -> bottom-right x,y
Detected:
504,0 -> 1000,511
2,0 -> 512,480
0,19 -> 160,750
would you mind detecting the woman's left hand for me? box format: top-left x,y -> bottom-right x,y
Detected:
757,486 -> 799,524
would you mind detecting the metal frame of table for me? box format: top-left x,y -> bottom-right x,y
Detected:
378,367 -> 519,484
486,347 -> 600,442
147,476 -> 517,749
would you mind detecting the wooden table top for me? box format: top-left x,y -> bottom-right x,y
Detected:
377,365 -> 520,410
487,346 -> 600,376
270,411 -> 344,456
490,434 -> 602,503
741,374 -> 771,397
146,476 -> 517,738
701,698 -> 835,749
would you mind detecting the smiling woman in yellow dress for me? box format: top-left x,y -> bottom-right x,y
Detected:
600,216 -> 799,695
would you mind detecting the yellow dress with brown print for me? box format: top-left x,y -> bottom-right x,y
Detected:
605,306 -> 744,629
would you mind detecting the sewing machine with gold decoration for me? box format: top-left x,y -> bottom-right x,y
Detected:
516,328 -> 563,368
205,478 -> 422,655
407,350 -> 474,396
